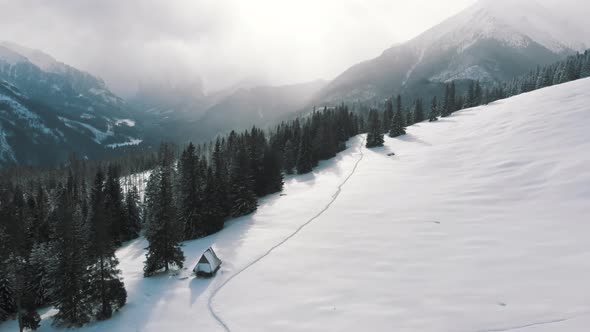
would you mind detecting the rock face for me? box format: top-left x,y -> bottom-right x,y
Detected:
316,0 -> 588,104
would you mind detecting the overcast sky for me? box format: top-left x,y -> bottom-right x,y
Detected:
1,0 -> 587,97
0,0 -> 486,96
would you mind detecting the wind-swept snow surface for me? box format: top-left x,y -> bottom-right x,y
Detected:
3,79 -> 590,332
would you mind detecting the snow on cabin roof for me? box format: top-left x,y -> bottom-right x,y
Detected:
195,247 -> 222,271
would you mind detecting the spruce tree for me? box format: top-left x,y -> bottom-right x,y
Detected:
428,96 -> 439,122
383,99 -> 394,133
229,144 -> 258,217
366,109 -> 384,148
413,99 -> 425,123
124,187 -> 141,239
474,81 -> 483,106
5,254 -> 41,331
581,57 -> 590,78
87,169 -> 127,320
50,185 -> 92,327
406,109 -> 414,126
389,109 -> 406,137
28,243 -> 54,307
144,144 -> 185,277
212,138 -> 230,218
441,84 -> 452,117
262,146 -> 284,195
104,165 -> 128,244
202,168 -> 225,235
0,270 -> 16,322
282,139 -> 296,175
296,125 -> 314,174
177,143 -> 202,240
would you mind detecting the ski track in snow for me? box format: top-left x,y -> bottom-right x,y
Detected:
477,311 -> 590,332
478,317 -> 569,332
207,136 -> 366,332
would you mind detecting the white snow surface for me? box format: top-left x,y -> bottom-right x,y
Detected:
2,78 -> 590,331
106,138 -> 142,148
115,118 -> 136,127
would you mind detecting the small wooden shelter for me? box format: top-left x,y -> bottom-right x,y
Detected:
193,247 -> 222,277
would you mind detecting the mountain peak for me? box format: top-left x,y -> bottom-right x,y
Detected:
0,41 -> 66,73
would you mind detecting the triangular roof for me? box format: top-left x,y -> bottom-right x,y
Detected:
193,247 -> 222,273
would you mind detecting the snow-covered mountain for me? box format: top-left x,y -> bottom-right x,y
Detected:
4,76 -> 589,331
317,0 -> 588,104
0,42 -> 143,167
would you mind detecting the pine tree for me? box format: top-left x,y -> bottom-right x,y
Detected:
366,109 -> 384,148
5,255 -> 41,331
406,109 -> 414,126
50,185 -> 92,326
296,125 -> 314,174
563,59 -> 578,82
202,168 -> 225,235
383,99 -> 394,133
229,144 -> 258,217
413,99 -> 425,123
282,139 -> 296,175
87,169 -> 127,320
449,81 -> 456,114
124,187 -> 141,239
428,96 -> 439,122
474,81 -> 483,106
0,270 -> 16,322
466,81 -> 475,107
262,146 -> 284,195
104,165 -> 128,244
212,138 -> 230,218
441,83 -> 455,117
28,243 -> 54,307
144,144 -> 185,277
581,56 -> 590,78
177,143 -> 202,240
389,109 -> 406,137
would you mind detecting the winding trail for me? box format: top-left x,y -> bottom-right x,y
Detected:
207,135 -> 366,332
477,311 -> 590,332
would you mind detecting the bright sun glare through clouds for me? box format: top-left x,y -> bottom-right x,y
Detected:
0,0 -> 478,96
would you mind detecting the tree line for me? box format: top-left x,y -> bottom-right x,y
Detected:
366,50 -> 590,147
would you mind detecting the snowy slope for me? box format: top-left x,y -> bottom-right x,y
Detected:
3,78 -> 590,331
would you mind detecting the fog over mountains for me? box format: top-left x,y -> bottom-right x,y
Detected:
0,0 -> 588,167
316,0 -> 589,104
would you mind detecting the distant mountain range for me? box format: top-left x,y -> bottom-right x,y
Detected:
1,0 -> 587,167
137,79 -> 327,144
314,0 -> 588,104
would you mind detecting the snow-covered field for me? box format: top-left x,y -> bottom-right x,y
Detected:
3,78 -> 590,331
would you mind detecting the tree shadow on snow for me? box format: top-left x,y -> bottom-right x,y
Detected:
397,133 -> 433,146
